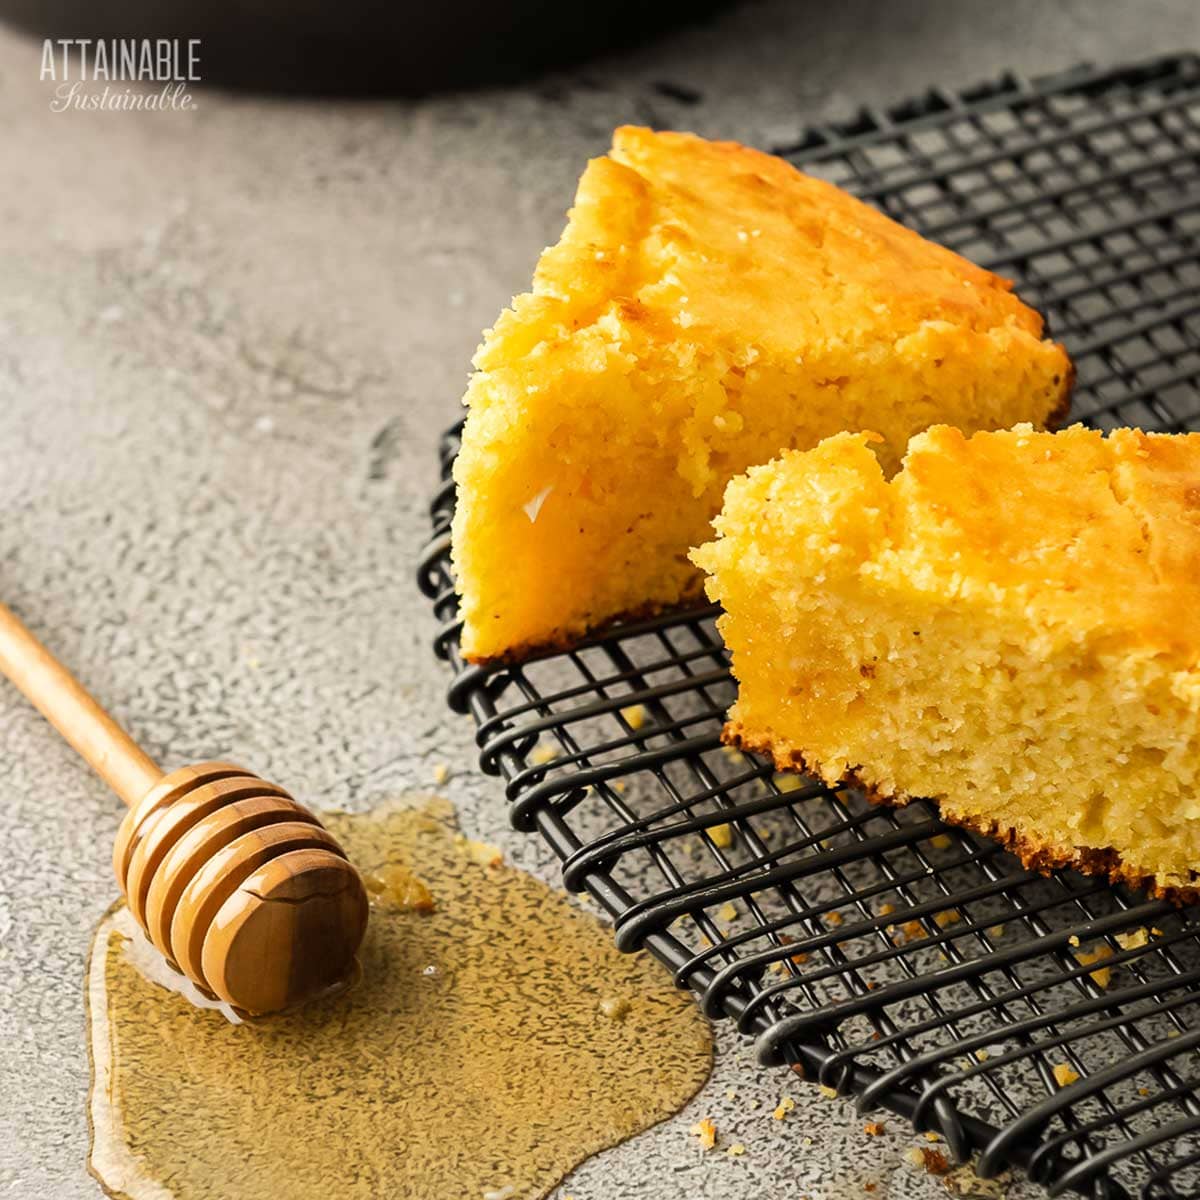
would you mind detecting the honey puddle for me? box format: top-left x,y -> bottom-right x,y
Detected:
87,796 -> 713,1200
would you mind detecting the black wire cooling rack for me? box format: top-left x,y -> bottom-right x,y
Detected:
417,55 -> 1200,1200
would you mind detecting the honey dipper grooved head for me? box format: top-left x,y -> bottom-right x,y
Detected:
113,762 -> 368,1015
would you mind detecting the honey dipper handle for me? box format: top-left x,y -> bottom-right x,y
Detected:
0,601 -> 161,806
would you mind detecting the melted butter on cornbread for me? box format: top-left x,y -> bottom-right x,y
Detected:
452,126 -> 1071,662
693,424 -> 1200,895
87,796 -> 712,1200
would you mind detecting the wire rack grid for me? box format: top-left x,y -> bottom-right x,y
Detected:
417,54 -> 1200,1200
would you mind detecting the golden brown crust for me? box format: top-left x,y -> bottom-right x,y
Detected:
723,721 -> 1200,905
1043,357 -> 1076,430
459,579 -> 708,667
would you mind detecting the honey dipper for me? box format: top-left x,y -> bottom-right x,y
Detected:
0,600 -> 368,1015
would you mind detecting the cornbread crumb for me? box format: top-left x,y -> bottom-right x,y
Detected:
727,1143 -> 746,1157
690,1118 -> 717,1150
817,1086 -> 838,1100
773,773 -> 805,793
1069,935 -> 1081,947
709,823 -> 734,849
363,864 -> 437,912
432,763 -> 450,785
530,744 -> 558,766
987,925 -> 1005,939
455,131 -> 1070,663
620,703 -> 646,730
878,903 -> 896,917
934,910 -> 961,929
599,996 -> 631,1021
1116,928 -> 1150,951
864,1121 -> 886,1136
905,1146 -> 950,1175
725,1087 -> 737,1101
1076,943 -> 1115,988
824,911 -> 844,927
925,1132 -> 941,1143
465,840 -> 504,868
717,901 -> 739,923
930,834 -> 953,850
1053,1063 -> 1080,1088
773,1096 -> 797,1119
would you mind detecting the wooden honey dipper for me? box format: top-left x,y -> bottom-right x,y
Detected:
0,601 -> 368,1015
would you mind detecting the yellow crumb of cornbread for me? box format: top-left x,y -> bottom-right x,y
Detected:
690,1118 -> 717,1150
620,703 -> 646,730
1053,1063 -> 1080,1088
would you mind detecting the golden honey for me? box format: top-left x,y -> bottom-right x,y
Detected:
87,796 -> 712,1199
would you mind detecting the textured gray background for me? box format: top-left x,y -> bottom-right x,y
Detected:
0,3 -> 1197,1197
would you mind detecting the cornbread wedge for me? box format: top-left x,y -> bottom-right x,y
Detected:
452,126 -> 1072,663
692,424 -> 1200,897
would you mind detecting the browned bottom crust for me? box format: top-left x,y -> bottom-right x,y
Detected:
1043,358 -> 1077,432
460,576 -> 709,667
724,720 -> 1200,905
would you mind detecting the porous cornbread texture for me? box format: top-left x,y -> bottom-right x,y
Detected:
692,424 -> 1200,896
452,126 -> 1072,663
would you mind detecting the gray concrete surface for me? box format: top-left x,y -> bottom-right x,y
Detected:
0,2 -> 1196,1197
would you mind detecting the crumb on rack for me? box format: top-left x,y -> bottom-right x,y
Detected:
690,1118 -> 717,1150
818,1085 -> 838,1100
1116,927 -> 1149,951
1068,934 -> 1080,947
934,909 -> 961,929
930,834 -> 953,850
620,703 -> 646,730
1075,943 -> 1114,987
1053,1063 -> 1080,1088
432,763 -> 450,785
864,1121 -> 886,1136
878,902 -> 895,917
773,1096 -> 797,1119
824,911 -> 844,927
727,1143 -> 746,1157
717,901 -> 739,923
530,743 -> 558,766
987,924 -> 1005,939
772,772 -> 805,793
709,822 -> 733,849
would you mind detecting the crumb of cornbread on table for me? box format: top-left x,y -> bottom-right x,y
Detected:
598,995 -> 631,1020
452,127 -> 1071,663
905,1146 -> 951,1175
690,1117 -> 717,1150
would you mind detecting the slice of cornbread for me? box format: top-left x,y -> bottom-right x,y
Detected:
452,126 -> 1072,663
692,424 -> 1200,896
